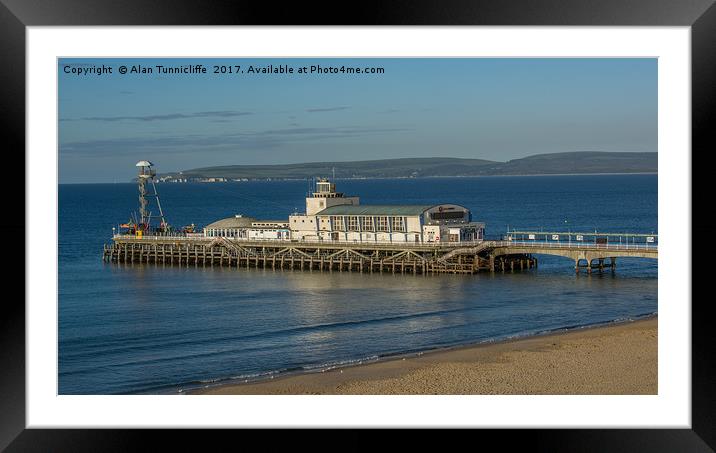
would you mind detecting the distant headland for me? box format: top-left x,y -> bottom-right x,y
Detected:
155,151 -> 657,182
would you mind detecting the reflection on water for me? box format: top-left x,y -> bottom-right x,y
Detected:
61,261 -> 656,394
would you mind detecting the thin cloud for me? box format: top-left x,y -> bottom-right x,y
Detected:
305,106 -> 351,113
61,110 -> 253,122
59,125 -> 413,157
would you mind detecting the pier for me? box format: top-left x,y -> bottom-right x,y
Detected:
501,230 -> 658,273
103,232 -> 657,275
104,162 -> 657,275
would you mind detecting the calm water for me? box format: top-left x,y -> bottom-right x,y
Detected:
59,175 -> 658,394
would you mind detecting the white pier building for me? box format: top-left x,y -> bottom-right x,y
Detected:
204,178 -> 485,244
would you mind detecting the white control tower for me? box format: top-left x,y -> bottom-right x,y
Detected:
305,178 -> 359,215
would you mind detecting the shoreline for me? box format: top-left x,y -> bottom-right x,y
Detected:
61,172 -> 657,185
193,315 -> 657,395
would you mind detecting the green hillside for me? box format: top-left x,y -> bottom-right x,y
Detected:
159,152 -> 656,180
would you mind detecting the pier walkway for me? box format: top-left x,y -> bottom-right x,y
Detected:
104,231 -> 657,274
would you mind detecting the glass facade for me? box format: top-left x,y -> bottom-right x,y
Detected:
347,216 -> 360,231
360,216 -> 374,231
330,216 -> 345,231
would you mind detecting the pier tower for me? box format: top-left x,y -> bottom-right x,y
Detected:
305,178 -> 360,215
136,160 -> 167,231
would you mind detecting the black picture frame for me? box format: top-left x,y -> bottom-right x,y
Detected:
3,0 -> 712,450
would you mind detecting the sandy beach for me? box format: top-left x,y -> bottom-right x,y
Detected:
195,317 -> 657,395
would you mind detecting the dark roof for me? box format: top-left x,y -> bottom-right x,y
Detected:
316,205 -> 434,216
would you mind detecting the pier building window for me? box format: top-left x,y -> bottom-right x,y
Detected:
361,216 -> 374,231
391,216 -> 405,232
431,211 -> 465,221
330,216 -> 345,231
347,216 -> 360,231
376,216 -> 389,232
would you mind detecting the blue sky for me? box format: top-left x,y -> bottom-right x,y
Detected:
58,58 -> 657,183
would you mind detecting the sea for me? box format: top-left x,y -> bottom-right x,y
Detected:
58,174 -> 658,394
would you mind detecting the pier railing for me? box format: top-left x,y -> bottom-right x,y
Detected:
489,240 -> 657,251
502,230 -> 657,245
112,234 -> 471,249
112,234 -> 658,251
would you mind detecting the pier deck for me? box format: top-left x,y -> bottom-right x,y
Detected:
104,234 -> 657,274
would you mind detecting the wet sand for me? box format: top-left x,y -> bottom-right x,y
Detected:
195,317 -> 657,395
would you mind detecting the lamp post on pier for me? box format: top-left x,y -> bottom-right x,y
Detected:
565,219 -> 570,246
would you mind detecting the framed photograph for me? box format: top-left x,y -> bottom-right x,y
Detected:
5,0 -> 712,449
